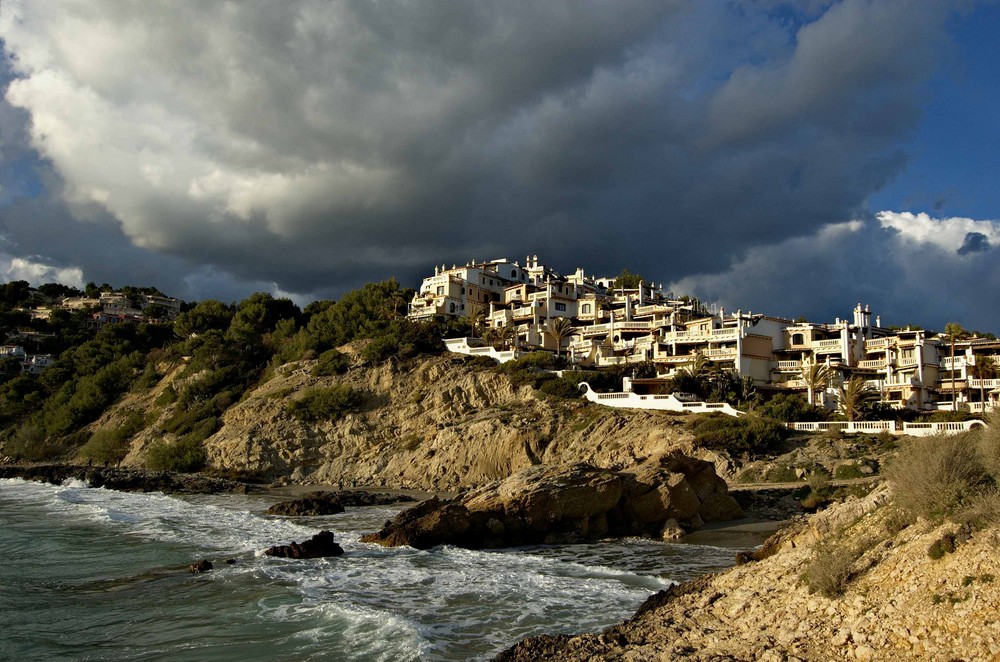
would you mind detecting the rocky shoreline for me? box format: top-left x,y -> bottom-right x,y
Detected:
0,463 -> 264,494
494,486 -> 1000,661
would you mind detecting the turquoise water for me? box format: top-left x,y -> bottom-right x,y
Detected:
0,478 -> 751,661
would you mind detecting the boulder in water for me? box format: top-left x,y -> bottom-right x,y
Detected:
264,530 -> 344,559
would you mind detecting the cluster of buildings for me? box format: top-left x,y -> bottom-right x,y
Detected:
409,256 -> 1000,414
52,291 -> 182,327
0,344 -> 54,376
3,290 -> 182,376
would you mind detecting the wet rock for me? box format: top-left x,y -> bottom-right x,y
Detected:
264,530 -> 344,559
264,490 -> 415,516
362,453 -> 743,549
188,559 -> 213,573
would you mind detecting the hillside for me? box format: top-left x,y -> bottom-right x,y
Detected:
105,350 -> 699,491
497,484 -> 1000,661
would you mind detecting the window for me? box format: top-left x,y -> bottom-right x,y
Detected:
461,287 -> 465,295
582,304 -> 591,314
555,303 -> 566,312
436,286 -> 444,295
792,333 -> 804,345
511,270 -> 516,279
449,303 -> 455,313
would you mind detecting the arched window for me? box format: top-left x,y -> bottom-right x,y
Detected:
792,333 -> 804,345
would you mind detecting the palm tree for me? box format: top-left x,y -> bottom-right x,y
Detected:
801,361 -> 831,407
548,317 -> 574,360
944,322 -> 968,411
467,303 -> 487,338
837,377 -> 878,422
494,323 -> 515,351
970,354 -> 998,411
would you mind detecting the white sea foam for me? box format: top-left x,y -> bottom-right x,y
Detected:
0,478 -> 747,661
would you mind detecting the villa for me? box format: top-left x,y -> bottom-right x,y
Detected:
408,256 -> 1000,414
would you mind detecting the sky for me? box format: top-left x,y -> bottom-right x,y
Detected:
1,0 -> 998,332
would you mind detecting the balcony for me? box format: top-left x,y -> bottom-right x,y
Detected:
774,360 -> 803,371
703,347 -> 737,359
813,339 -> 842,353
664,328 -> 738,343
856,359 -> 887,370
865,338 -> 889,350
897,357 -> 918,367
969,378 -> 1000,389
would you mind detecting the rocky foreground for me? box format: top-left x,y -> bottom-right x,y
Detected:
496,486 -> 1000,661
362,453 -> 743,549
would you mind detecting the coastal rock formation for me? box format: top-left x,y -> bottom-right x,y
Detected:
264,530 -> 344,559
494,487 -> 1000,661
118,353 -> 703,492
0,464 -> 255,494
361,453 -> 742,549
264,490 -> 415,516
188,560 -> 213,573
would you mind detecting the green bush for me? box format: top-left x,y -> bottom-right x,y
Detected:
834,463 -> 867,480
312,349 -> 350,376
688,414 -> 788,456
80,411 -> 146,464
287,385 -> 364,422
145,436 -> 207,472
538,377 -> 583,399
758,393 -> 828,423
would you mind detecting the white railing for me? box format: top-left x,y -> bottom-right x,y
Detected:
704,348 -> 737,359
865,338 -> 889,350
788,421 -> 895,433
898,357 -> 918,367
941,356 -> 968,369
581,323 -> 612,336
969,402 -> 999,413
580,383 -> 743,417
787,420 -> 986,436
857,359 -> 887,370
969,379 -> 1000,389
774,360 -> 803,371
665,328 -> 738,343
814,339 -> 842,350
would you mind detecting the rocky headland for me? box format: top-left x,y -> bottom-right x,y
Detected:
0,463 -> 259,494
361,453 -> 743,549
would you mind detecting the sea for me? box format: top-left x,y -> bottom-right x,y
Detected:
0,478 -> 763,661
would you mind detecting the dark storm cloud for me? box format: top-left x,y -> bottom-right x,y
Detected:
0,0 -> 963,304
957,231 -> 991,255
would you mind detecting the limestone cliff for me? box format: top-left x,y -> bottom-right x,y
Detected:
109,352 -> 698,490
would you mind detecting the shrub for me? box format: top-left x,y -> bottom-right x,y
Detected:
80,411 -> 146,464
758,393 -> 828,423
312,349 -> 350,376
287,385 -> 364,422
801,540 -> 862,598
688,414 -> 788,456
2,424 -> 62,462
886,434 -> 987,522
538,377 -> 583,399
834,463 -> 867,480
145,436 -> 207,472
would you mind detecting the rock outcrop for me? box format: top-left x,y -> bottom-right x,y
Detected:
494,487 -> 1000,661
264,530 -> 344,559
0,464 -> 256,494
145,353 -> 702,492
264,490 -> 415,516
361,453 -> 743,549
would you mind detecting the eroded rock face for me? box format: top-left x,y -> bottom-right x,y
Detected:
361,453 -> 743,549
264,530 -> 344,558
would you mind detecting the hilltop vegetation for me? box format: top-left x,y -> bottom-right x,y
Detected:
0,278 -> 447,468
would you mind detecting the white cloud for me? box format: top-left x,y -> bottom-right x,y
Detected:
4,255 -> 84,288
877,211 -> 1000,253
669,212 -> 1000,332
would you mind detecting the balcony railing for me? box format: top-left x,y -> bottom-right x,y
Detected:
865,338 -> 889,350
814,339 -> 842,350
774,360 -> 803,371
703,348 -> 737,359
664,328 -> 738,343
857,359 -> 887,370
969,378 -> 1000,389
